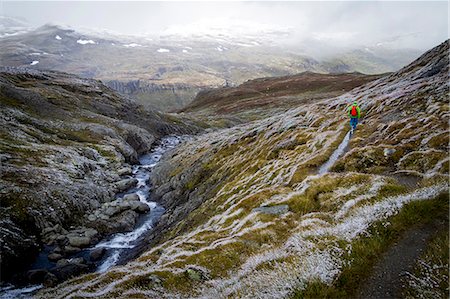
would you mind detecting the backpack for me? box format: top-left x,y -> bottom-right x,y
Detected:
350,106 -> 357,117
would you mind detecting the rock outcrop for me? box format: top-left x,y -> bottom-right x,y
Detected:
0,67 -> 198,280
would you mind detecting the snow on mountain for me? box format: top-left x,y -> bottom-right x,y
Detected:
123,43 -> 143,48
77,39 -> 96,45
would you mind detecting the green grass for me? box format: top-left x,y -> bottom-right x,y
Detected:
291,192 -> 449,298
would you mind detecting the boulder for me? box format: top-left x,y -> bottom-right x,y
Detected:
27,269 -> 49,284
70,257 -> 86,265
51,263 -> 90,281
89,247 -> 106,261
118,166 -> 133,176
64,245 -> 81,254
115,178 -> 138,193
123,193 -> 140,201
56,259 -> 70,267
84,228 -> 99,240
252,205 -> 289,215
68,236 -> 91,248
185,267 -> 210,281
131,201 -> 150,213
43,272 -> 58,287
48,253 -> 63,262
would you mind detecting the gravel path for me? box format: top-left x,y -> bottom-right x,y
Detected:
356,219 -> 447,299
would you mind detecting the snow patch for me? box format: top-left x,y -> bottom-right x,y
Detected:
77,39 -> 96,45
123,43 -> 142,48
55,35 -> 62,40
157,48 -> 170,53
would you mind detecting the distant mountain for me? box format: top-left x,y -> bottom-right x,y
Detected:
0,20 -> 423,111
180,72 -> 384,126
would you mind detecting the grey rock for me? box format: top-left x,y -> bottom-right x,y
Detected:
123,193 -> 140,201
117,166 -> 133,176
43,272 -> 58,287
48,253 -> 63,262
68,236 -> 91,248
115,178 -> 138,192
84,228 -> 99,240
384,148 -> 396,157
185,267 -> 210,281
51,263 -> 90,281
64,245 -> 81,254
131,201 -> 150,213
252,205 -> 289,215
27,269 -> 48,284
56,259 -> 70,267
70,257 -> 86,265
89,247 -> 106,261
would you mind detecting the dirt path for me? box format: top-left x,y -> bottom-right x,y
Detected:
356,219 -> 447,299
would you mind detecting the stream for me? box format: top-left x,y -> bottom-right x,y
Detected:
0,129 -> 353,298
318,131 -> 352,175
0,136 -> 181,299
94,136 -> 180,272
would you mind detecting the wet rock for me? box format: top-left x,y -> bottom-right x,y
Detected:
68,236 -> 91,248
27,269 -> 48,284
115,178 -> 138,192
117,166 -> 133,176
131,201 -> 150,213
56,235 -> 68,243
64,245 -> 81,254
70,257 -> 86,265
123,193 -> 140,201
48,253 -> 63,262
89,247 -> 106,261
43,272 -> 58,287
56,259 -> 70,267
51,263 -> 90,281
252,205 -> 289,215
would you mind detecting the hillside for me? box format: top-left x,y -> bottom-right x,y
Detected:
0,23 -> 421,111
180,72 -> 384,126
38,41 -> 449,298
0,67 -> 198,282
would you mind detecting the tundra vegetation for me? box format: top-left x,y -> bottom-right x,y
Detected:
36,41 -> 449,298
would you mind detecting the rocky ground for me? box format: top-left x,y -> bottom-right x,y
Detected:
36,41 -> 448,298
0,68 -> 199,285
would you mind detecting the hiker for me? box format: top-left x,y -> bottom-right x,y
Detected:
347,101 -> 361,133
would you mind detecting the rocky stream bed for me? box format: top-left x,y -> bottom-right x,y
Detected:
0,136 -> 181,298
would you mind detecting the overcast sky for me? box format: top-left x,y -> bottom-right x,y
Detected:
1,1 -> 448,50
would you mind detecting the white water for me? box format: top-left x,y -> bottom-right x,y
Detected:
0,285 -> 42,299
318,131 -> 351,175
0,136 -> 181,298
95,136 -> 180,272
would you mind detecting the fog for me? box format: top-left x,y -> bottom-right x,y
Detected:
2,1 -> 448,50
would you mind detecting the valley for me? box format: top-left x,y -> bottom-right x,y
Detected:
0,19 -> 422,112
0,9 -> 448,298
0,39 -> 446,298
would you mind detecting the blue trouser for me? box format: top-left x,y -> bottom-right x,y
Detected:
350,117 -> 358,130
